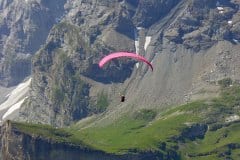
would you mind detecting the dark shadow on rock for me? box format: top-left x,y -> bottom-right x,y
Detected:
84,60 -> 135,84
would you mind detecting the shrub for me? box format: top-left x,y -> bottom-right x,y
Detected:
52,85 -> 64,103
218,78 -> 233,88
95,92 -> 109,112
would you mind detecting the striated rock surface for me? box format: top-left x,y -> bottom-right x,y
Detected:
0,0 -> 66,86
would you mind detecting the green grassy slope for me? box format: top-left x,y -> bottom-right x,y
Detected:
13,83 -> 240,159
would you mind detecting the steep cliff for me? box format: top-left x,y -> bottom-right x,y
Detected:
0,0 -> 66,86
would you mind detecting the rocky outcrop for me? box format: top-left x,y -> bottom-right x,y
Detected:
133,0 -> 181,27
0,0 -> 66,86
18,23 -> 93,127
164,0 -> 240,52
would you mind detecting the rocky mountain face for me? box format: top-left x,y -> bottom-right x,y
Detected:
0,0 -> 66,86
18,0 -> 240,127
18,0 -> 185,127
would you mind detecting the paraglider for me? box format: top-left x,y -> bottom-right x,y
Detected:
98,52 -> 153,71
98,52 -> 153,102
121,95 -> 125,102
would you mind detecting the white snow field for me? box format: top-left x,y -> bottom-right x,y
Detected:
0,78 -> 31,122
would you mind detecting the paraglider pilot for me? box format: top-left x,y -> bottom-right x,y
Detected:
121,95 -> 125,102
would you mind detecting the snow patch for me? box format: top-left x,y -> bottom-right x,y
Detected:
0,78 -> 31,112
136,27 -> 143,30
5,94 -> 10,98
228,21 -> 232,25
233,39 -> 239,43
219,11 -> 224,14
134,39 -> 139,54
217,7 -> 224,11
134,28 -> 141,68
134,39 -> 139,68
225,115 -> 240,123
25,0 -> 34,3
2,97 -> 28,120
217,6 -> 224,14
144,36 -> 152,51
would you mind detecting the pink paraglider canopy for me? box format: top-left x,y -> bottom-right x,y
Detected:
98,52 -> 153,71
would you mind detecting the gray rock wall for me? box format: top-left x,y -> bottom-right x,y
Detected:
0,0 -> 66,86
